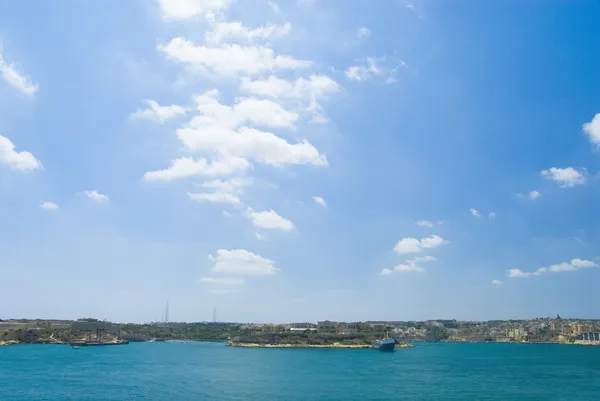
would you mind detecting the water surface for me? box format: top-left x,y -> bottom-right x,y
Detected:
1,342 -> 598,400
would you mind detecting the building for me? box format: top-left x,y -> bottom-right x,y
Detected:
317,321 -> 337,333
287,323 -> 317,332
579,332 -> 600,342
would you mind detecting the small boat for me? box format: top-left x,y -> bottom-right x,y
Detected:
372,334 -> 396,352
72,346 -> 80,349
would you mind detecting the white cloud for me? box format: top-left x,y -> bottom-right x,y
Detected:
393,264 -> 424,273
190,90 -> 298,130
209,249 -> 278,275
394,235 -> 448,254
40,201 -> 58,210
130,100 -> 186,123
492,280 -> 503,285
205,21 -> 291,44
0,135 -> 42,171
84,190 -> 109,203
415,220 -> 433,228
470,208 -> 481,218
345,57 -> 406,83
529,190 -> 541,200
178,126 -> 326,166
488,211 -> 496,219
158,37 -> 311,78
381,255 -> 437,275
541,167 -> 586,187
268,1 -> 281,13
356,27 -> 371,39
312,196 -> 327,208
240,74 -> 340,122
507,268 -> 541,278
0,48 -> 38,96
144,156 -> 250,182
222,210 -> 233,218
188,191 -> 241,205
255,232 -> 266,240
508,258 -> 598,278
199,277 -> 245,285
247,208 -> 294,231
582,113 -> 600,150
158,0 -> 230,20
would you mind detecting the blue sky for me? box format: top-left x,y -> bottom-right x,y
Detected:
1,0 -> 599,323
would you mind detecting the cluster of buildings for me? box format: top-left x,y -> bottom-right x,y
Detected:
237,316 -> 600,344
239,321 -> 391,335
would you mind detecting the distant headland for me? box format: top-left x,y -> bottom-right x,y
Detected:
1,316 -> 599,347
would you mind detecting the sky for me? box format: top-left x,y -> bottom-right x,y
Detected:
1,0 -> 599,324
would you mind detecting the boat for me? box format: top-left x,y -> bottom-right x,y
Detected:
372,336 -> 396,352
69,340 -> 129,347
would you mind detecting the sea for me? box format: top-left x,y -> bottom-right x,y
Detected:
1,342 -> 599,400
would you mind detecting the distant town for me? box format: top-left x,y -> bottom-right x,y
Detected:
1,315 -> 599,347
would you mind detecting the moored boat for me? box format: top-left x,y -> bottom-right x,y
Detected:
372,337 -> 395,352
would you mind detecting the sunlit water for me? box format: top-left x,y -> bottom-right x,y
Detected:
1,342 -> 599,400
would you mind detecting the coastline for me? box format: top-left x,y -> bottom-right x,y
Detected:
227,342 -> 415,349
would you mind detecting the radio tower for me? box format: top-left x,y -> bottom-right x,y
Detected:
165,300 -> 169,323
213,306 -> 217,323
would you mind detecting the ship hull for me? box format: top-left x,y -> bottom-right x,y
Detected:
69,341 -> 129,347
372,339 -> 395,352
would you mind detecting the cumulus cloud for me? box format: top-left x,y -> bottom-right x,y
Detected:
158,37 -> 311,78
247,208 -> 294,231
0,135 -> 42,171
255,232 -> 266,240
144,156 -> 250,182
582,113 -> 600,150
190,89 -> 298,130
380,255 -> 437,275
470,208 -> 481,218
488,211 -> 496,219
508,258 -> 598,278
84,190 -> 109,203
240,74 -> 340,123
394,235 -> 448,254
312,196 -> 327,208
345,57 -> 406,84
492,280 -> 503,285
40,201 -> 58,210
0,48 -> 38,96
541,167 -> 586,187
173,91 -> 327,167
356,27 -> 371,39
209,249 -> 278,275
158,0 -> 230,20
188,191 -> 241,205
205,21 -> 291,44
130,100 -> 186,123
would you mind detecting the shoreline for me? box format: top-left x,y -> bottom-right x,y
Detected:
227,342 -> 415,349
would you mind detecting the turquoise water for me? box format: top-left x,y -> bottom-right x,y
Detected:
1,342 -> 599,400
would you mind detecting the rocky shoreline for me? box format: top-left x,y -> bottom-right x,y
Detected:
227,341 -> 415,349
